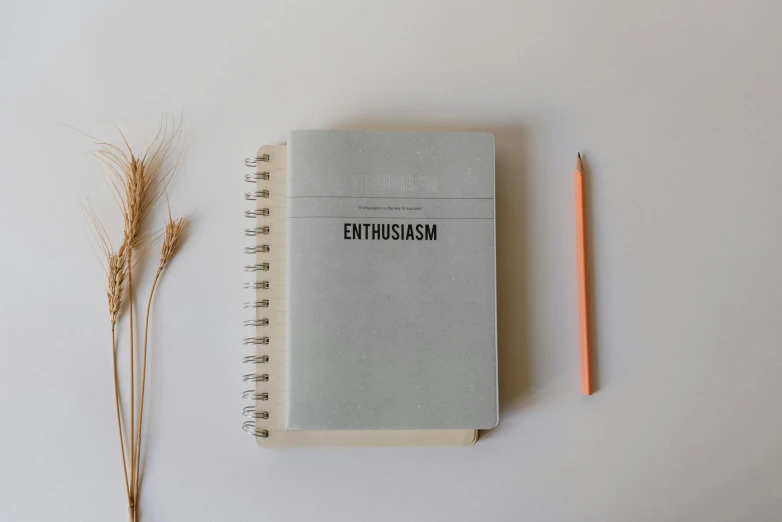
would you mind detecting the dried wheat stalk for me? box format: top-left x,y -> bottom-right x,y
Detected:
135,209 -> 188,497
83,115 -> 187,521
84,204 -> 131,500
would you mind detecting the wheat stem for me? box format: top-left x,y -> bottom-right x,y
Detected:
111,325 -> 131,501
127,247 -> 135,502
134,265 -> 163,498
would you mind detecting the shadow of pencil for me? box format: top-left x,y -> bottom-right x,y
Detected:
331,118 -> 536,434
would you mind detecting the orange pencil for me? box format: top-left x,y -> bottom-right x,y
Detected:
575,153 -> 592,395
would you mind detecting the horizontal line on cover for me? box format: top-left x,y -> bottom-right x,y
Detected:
287,216 -> 493,220
288,196 -> 493,200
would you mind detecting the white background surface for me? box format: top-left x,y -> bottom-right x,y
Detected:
2,0 -> 782,520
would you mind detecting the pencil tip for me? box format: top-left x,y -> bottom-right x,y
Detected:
578,152 -> 581,159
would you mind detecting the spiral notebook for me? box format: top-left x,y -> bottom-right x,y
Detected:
242,131 -> 497,448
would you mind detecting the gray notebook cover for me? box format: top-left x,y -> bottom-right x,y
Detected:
286,130 -> 497,430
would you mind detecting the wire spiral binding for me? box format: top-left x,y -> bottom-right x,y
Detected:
245,190 -> 270,200
243,354 -> 269,363
242,422 -> 269,438
243,153 -> 272,439
243,318 -> 269,326
244,245 -> 270,254
244,262 -> 269,272
242,391 -> 269,400
243,405 -> 270,419
245,226 -> 270,236
243,336 -> 270,345
243,281 -> 270,290
245,172 -> 270,182
245,154 -> 270,167
243,300 -> 269,308
242,372 -> 270,382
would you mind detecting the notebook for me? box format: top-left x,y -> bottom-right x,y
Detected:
242,130 -> 497,448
